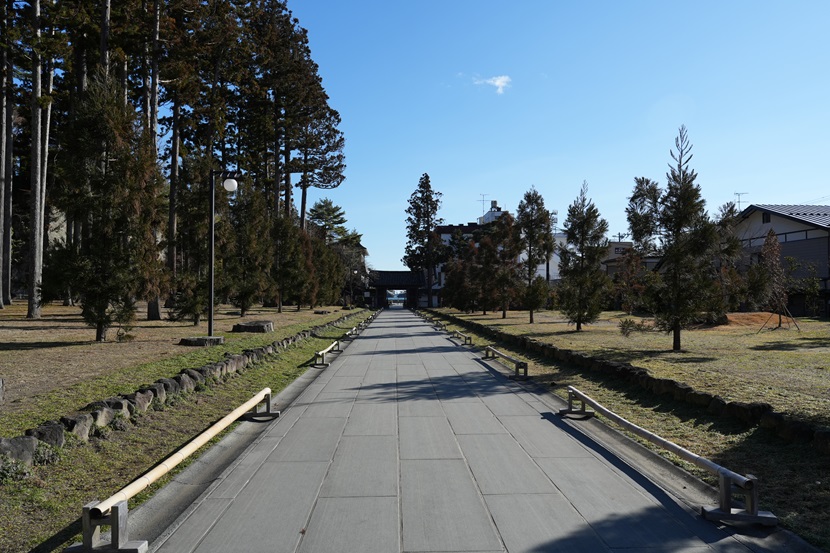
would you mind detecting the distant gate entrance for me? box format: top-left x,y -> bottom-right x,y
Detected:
368,271 -> 424,308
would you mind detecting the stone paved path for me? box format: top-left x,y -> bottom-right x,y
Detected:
151,308 -> 760,553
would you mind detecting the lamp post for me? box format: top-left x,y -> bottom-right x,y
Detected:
208,169 -> 240,339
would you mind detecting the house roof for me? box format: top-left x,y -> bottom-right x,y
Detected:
742,204 -> 830,229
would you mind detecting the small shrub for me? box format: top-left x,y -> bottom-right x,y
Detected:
33,442 -> 61,466
0,456 -> 31,483
111,412 -> 131,432
619,318 -> 637,337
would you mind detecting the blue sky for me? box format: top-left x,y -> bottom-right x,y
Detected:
290,1 -> 830,271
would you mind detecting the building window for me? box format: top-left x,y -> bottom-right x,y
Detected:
762,212 -> 771,224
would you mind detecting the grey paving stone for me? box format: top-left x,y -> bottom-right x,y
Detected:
154,498 -> 232,553
397,365 -> 428,378
485,493 -> 608,553
210,436 -> 280,499
400,416 -> 461,459
321,376 -> 363,394
536,457 -> 707,549
401,459 -> 503,552
480,391 -> 541,416
319,436 -> 398,497
368,356 -> 394,370
292,383 -> 325,406
499,415 -> 594,458
362,368 -> 398,385
298,497 -> 399,553
397,354 -> 421,365
398,395 -> 445,417
457,434 -> 555,495
330,363 -> 368,378
263,405 -> 306,437
344,403 -> 398,435
193,462 -> 329,553
302,393 -> 355,418
441,402 -> 507,435
425,363 -> 455,374
267,417 -> 347,462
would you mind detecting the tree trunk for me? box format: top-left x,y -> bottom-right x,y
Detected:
166,100 -> 180,306
27,0 -> 43,319
273,98 -> 282,216
144,3 -> 161,321
147,300 -> 161,320
283,140 -> 291,218
41,55 -> 53,212
2,39 -> 11,306
672,322 -> 681,351
96,322 -> 107,342
0,0 -> 6,310
100,0 -> 110,73
150,0 -> 159,148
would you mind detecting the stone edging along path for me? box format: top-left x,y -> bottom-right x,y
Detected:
0,310 -> 376,467
429,310 -> 830,456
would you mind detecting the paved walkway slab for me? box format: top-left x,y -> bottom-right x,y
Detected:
150,309 -> 775,553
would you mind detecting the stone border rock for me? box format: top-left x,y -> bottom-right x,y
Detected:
429,310 -> 830,455
0,310 -> 377,467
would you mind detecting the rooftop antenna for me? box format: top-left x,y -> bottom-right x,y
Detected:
479,194 -> 489,216
615,232 -> 629,242
735,192 -> 748,211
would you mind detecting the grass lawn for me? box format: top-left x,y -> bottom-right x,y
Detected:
434,307 -> 830,551
0,302 -> 364,553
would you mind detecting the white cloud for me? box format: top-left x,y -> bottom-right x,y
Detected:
474,75 -> 512,94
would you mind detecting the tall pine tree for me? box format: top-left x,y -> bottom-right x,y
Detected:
627,126 -> 717,351
515,187 -> 552,323
558,181 -> 610,331
403,173 -> 443,308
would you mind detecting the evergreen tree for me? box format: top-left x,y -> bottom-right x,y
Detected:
308,197 -> 347,244
475,235 -> 500,315
271,214 -> 305,312
491,212 -> 521,318
558,182 -> 610,331
625,176 -> 661,255
760,229 -> 787,327
515,186 -> 552,323
403,173 -> 443,307
708,201 -> 743,320
310,233 -> 343,305
442,237 -> 477,312
59,70 -> 163,340
627,126 -> 717,351
295,104 -> 345,229
227,182 -> 273,316
614,248 -> 648,315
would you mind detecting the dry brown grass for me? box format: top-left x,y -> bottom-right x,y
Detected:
439,309 -> 830,427
0,301 -> 348,413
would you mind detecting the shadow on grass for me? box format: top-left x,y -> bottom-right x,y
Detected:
590,347 -> 719,365
28,517 -> 80,553
0,340 -> 91,351
751,336 -> 830,352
